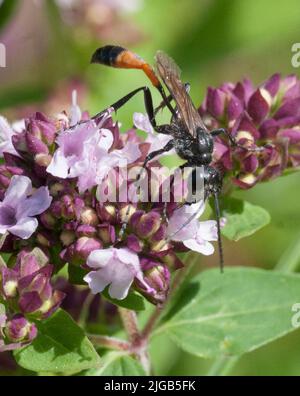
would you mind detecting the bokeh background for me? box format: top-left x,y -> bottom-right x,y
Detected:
1,0 -> 300,376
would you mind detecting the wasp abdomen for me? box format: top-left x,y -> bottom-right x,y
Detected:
91,45 -> 126,67
91,45 -> 161,88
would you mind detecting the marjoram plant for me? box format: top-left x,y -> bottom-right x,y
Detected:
0,73 -> 300,375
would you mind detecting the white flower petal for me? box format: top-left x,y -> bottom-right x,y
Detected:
133,112 -> 153,134
183,238 -> 215,255
83,271 -> 110,294
197,220 -> 218,241
108,275 -> 134,300
9,217 -> 38,239
4,176 -> 32,207
47,149 -> 69,178
116,248 -> 140,270
87,248 -> 114,269
19,186 -> 52,218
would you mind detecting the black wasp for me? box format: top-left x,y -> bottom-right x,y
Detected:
90,45 -> 252,272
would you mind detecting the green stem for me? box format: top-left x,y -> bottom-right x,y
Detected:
118,308 -> 151,375
207,356 -> 240,376
88,334 -> 130,351
274,232 -> 300,273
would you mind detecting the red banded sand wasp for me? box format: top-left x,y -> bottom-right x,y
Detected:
90,45 -> 259,271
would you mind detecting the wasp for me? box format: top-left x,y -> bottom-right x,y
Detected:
90,45 -> 257,271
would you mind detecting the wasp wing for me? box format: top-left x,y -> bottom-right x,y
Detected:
155,50 -> 207,137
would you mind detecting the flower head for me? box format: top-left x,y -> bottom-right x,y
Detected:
0,175 -> 52,239
0,116 -> 24,157
199,74 -> 300,188
84,247 -> 146,300
167,201 -> 218,255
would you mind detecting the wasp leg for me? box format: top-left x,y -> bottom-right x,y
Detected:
92,86 -> 159,128
141,139 -> 175,169
154,82 -> 190,116
211,128 -> 263,153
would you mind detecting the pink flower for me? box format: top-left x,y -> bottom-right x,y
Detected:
0,116 -> 24,157
84,247 -> 145,300
167,202 -> 218,255
0,176 -> 52,239
133,112 -> 174,154
47,115 -> 140,192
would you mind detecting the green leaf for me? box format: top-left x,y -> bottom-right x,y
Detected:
83,352 -> 146,376
220,197 -> 271,241
157,267 -> 300,358
102,288 -> 146,312
0,0 -> 19,33
14,309 -> 100,374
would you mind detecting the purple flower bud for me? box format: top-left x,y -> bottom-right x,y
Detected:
76,224 -> 97,238
40,211 -> 57,229
80,207 -> 99,226
98,224 -> 116,245
61,237 -> 102,265
263,73 -> 281,97
247,88 -> 272,124
26,113 -> 56,145
227,95 -> 243,121
0,267 -> 18,298
25,133 -> 49,156
206,87 -> 227,119
274,97 -> 300,120
242,154 -> 259,173
5,314 -> 37,343
126,234 -> 143,252
96,203 -> 117,223
135,259 -> 170,305
60,230 -> 76,246
134,211 -> 162,239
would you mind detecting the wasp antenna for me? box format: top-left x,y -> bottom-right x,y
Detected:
214,192 -> 224,273
91,45 -> 162,90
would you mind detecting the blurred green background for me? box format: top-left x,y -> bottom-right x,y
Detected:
1,0 -> 300,376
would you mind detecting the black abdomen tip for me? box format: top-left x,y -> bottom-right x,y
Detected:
91,45 -> 126,66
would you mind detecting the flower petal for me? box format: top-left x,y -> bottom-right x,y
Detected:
9,217 -> 38,239
108,274 -> 134,300
87,248 -> 113,269
183,239 -> 215,255
83,270 -> 111,294
133,112 -> 153,133
4,176 -> 32,207
115,248 -> 140,270
19,186 -> 52,217
197,220 -> 218,241
46,149 -> 69,178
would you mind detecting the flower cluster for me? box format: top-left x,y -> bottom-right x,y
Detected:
0,249 -> 65,351
0,91 -> 218,348
199,74 -> 300,188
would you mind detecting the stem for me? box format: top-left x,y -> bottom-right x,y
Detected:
118,308 -> 140,344
88,334 -> 130,351
274,232 -> 300,273
118,307 -> 151,375
207,356 -> 240,376
141,305 -> 164,340
78,293 -> 95,328
142,252 -> 198,339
